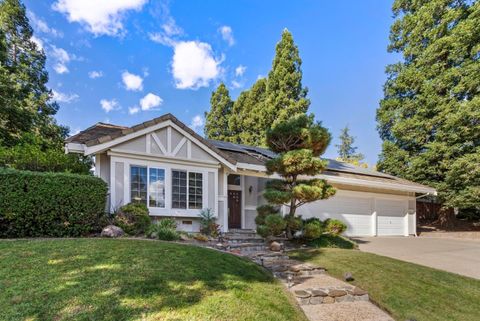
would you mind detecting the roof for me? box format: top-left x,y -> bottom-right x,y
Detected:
65,113 -> 238,165
206,139 -> 434,193
66,114 -> 435,193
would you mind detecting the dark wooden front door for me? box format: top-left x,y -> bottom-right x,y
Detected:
228,190 -> 241,229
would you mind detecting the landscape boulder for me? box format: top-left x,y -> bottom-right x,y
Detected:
269,241 -> 282,251
101,225 -> 124,238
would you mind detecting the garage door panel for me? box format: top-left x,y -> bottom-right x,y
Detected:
376,199 -> 407,236
296,194 -> 373,236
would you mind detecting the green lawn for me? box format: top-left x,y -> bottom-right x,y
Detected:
289,248 -> 480,321
0,239 -> 306,321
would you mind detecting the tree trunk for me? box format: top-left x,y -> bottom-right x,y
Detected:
437,207 -> 456,230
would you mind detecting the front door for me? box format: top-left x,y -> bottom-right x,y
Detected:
228,190 -> 241,229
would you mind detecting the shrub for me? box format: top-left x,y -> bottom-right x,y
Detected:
286,216 -> 303,234
0,168 -> 107,237
193,234 -> 209,242
255,205 -> 278,226
114,202 -> 151,235
303,220 -> 323,240
324,219 -> 347,235
256,225 -> 270,238
199,208 -> 220,237
264,214 -> 287,236
147,218 -> 180,241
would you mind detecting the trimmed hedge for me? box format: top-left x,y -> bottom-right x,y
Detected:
0,168 -> 108,237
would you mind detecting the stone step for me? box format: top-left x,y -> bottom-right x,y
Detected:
226,229 -> 259,238
225,236 -> 265,244
294,287 -> 369,305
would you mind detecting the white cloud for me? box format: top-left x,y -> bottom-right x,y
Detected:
140,93 -> 162,111
100,99 -> 119,113
219,25 -> 234,46
50,45 -> 71,74
88,70 -> 103,79
52,89 -> 79,103
231,80 -> 243,89
172,41 -> 223,89
235,65 -> 246,77
162,16 -> 182,37
121,71 -> 143,91
28,11 -> 62,37
190,115 -> 204,132
149,32 -> 176,46
128,106 -> 140,115
52,0 -> 147,36
31,36 -> 44,50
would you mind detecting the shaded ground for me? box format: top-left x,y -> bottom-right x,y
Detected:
289,248 -> 480,321
356,236 -> 480,279
0,239 -> 307,321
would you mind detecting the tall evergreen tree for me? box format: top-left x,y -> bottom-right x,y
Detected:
377,0 -> 480,220
335,125 -> 364,163
0,0 -> 63,147
263,29 -> 310,128
205,29 -> 309,146
0,0 -> 91,174
204,83 -> 233,141
228,78 -> 267,146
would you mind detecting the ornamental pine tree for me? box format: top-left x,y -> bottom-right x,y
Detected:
335,126 -> 365,166
263,114 -> 336,238
204,83 -> 233,141
376,0 -> 480,223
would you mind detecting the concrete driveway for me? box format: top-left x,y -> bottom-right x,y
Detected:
355,237 -> 480,279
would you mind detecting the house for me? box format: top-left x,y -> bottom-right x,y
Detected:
65,113 -> 436,236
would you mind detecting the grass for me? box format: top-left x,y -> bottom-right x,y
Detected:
289,248 -> 480,321
0,239 -> 307,321
308,234 -> 357,249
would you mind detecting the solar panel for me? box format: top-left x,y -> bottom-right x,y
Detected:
207,139 -> 245,153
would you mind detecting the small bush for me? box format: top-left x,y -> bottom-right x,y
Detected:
256,225 -> 270,238
199,208 -> 220,237
193,234 -> 209,242
264,214 -> 287,236
286,216 -> 303,233
114,202 -> 151,235
147,218 -> 180,241
0,168 -> 107,237
304,221 -> 323,240
325,219 -> 347,235
255,205 -> 278,226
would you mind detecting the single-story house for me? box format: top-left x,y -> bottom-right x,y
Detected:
65,113 -> 436,236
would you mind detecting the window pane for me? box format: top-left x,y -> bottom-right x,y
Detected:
228,174 -> 241,186
149,168 -> 165,208
172,170 -> 187,209
188,172 -> 203,209
131,166 -> 147,205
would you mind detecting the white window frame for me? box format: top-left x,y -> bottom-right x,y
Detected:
148,167 -> 166,209
171,169 -> 204,210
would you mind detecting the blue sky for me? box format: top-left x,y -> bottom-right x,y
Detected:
24,0 -> 397,165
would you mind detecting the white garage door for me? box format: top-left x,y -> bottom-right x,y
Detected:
376,199 -> 407,236
296,194 -> 373,236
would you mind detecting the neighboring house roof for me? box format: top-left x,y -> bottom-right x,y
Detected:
66,113 -> 435,194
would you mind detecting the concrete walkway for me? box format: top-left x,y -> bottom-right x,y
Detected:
356,237 -> 480,279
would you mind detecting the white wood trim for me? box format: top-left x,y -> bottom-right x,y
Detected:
146,134 -> 151,154
241,175 -> 245,229
151,132 -> 167,155
187,140 -> 192,159
245,205 -> 257,211
85,121 -> 170,155
372,198 -> 377,236
223,171 -> 229,232
167,127 -> 172,155
108,150 -> 221,168
111,155 -> 217,218
172,137 -> 187,156
95,154 -> 101,177
66,142 -> 85,154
